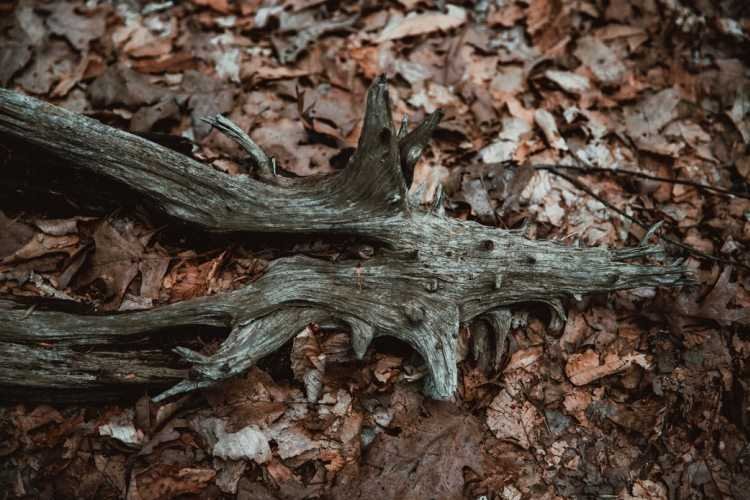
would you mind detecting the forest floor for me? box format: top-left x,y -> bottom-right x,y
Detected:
1,0 -> 750,499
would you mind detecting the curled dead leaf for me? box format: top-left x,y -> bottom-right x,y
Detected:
565,349 -> 652,386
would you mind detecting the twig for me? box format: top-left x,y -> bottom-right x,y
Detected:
545,169 -> 750,271
201,115 -> 275,177
534,164 -> 750,200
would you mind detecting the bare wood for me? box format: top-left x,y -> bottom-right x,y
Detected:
0,78 -> 408,237
0,77 -> 691,402
201,114 -> 275,176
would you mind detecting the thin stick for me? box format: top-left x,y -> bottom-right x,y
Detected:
535,164 -> 750,200
201,115 -> 274,176
546,169 -> 750,271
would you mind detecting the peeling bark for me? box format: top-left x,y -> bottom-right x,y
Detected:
0,77 -> 690,402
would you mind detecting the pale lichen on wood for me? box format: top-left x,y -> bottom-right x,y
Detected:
0,77 -> 690,403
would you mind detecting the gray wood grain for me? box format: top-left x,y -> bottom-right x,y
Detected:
0,77 -> 691,402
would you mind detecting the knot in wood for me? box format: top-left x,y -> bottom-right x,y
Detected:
403,301 -> 425,325
423,278 -> 439,293
356,245 -> 374,259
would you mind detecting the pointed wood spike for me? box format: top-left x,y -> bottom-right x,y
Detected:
483,308 -> 512,371
347,317 -> 375,359
358,75 -> 395,151
419,329 -> 460,399
399,110 -> 443,185
536,298 -> 566,333
343,76 -> 410,212
397,114 -> 409,139
153,379 -> 213,402
174,346 -> 210,365
403,303 -> 461,400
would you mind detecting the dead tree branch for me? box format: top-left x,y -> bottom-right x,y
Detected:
0,77 -> 691,403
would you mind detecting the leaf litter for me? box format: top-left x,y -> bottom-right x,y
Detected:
2,0 -> 750,498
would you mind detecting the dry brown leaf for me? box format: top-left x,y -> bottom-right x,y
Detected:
349,46 -> 381,79
0,33 -> 32,87
132,53 -> 197,74
214,425 -> 271,463
565,349 -> 652,386
526,0 -> 571,54
266,458 -> 294,483
240,58 -> 310,82
489,65 -> 525,100
488,2 -> 525,27
205,368 -> 288,430
574,36 -> 626,85
130,97 -> 180,133
504,346 -> 543,372
136,465 -> 216,500
74,220 -> 166,309
0,212 -> 35,259
486,389 -> 543,449
88,65 -> 167,108
677,267 -> 750,326
624,87 -> 683,155
165,260 -> 211,301
2,233 -> 79,264
372,354 -> 402,384
377,5 -> 467,42
251,118 -> 337,176
479,116 -> 533,163
16,40 -> 77,95
98,409 -> 145,447
544,69 -> 591,95
534,109 -> 568,151
623,479 -> 669,500
562,388 -> 592,425
12,405 -> 64,433
181,70 -> 236,139
331,401 -> 483,500
45,3 -> 106,52
192,0 -> 233,14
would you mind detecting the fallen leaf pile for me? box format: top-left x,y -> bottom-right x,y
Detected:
2,0 -> 750,498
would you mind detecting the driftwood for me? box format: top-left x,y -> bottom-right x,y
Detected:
0,77 -> 690,403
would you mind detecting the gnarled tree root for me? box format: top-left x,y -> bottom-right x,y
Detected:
0,77 -> 690,402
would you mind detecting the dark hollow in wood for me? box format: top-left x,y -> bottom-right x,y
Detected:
0,77 -> 691,402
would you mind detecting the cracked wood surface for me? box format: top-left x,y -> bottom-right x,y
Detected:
0,77 -> 690,403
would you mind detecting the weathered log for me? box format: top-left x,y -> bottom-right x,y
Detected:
0,78 -> 690,402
